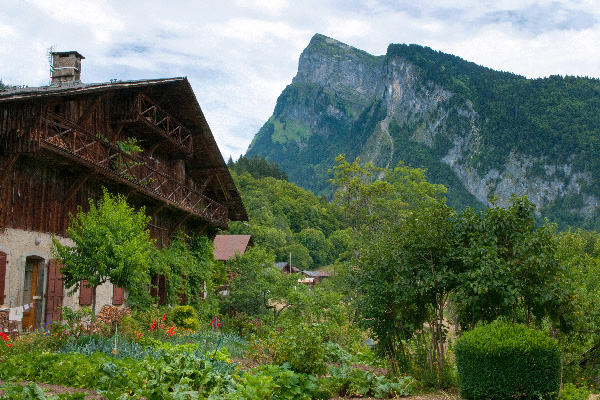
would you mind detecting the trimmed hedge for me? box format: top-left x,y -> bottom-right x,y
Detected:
455,321 -> 560,400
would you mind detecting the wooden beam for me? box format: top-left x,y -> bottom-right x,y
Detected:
109,124 -> 124,143
63,173 -> 94,206
149,204 -> 164,220
169,214 -> 190,237
199,175 -> 213,195
76,95 -> 105,126
0,154 -> 19,185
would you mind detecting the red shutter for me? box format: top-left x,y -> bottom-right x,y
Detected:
150,274 -> 158,299
178,275 -> 187,305
79,279 -> 93,305
46,259 -> 64,321
112,285 -> 124,305
158,275 -> 167,305
151,274 -> 167,305
0,251 -> 6,305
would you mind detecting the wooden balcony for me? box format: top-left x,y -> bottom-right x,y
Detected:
34,111 -> 227,227
110,94 -> 193,156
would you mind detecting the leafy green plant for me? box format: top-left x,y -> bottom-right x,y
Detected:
270,323 -> 326,374
321,363 -> 416,398
172,305 -> 200,331
455,321 -> 560,400
560,383 -> 590,400
0,382 -> 87,400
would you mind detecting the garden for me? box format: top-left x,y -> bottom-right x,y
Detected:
4,157 -> 600,399
0,304 -> 417,400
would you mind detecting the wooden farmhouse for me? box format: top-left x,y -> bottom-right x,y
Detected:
0,51 -> 247,331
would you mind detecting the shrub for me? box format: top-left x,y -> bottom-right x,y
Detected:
172,305 -> 199,331
455,321 -> 560,400
560,383 -> 590,400
270,323 -> 326,375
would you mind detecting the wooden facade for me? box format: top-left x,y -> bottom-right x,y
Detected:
0,77 -> 246,245
0,74 -> 247,328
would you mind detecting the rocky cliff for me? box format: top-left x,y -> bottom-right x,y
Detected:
247,34 -> 600,229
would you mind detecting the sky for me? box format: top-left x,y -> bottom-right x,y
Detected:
1,0 -> 599,160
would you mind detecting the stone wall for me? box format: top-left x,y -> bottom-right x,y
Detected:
0,227 -> 126,330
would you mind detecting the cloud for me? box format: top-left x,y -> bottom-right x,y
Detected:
234,0 -> 288,16
26,0 -> 125,43
481,2 -> 597,35
1,0 -> 600,161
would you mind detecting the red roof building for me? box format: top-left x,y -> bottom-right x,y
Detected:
213,235 -> 253,261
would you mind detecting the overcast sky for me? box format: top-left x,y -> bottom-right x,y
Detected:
1,0 -> 599,160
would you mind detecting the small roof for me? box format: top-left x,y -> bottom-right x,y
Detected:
274,262 -> 301,274
302,270 -> 330,277
213,235 -> 253,261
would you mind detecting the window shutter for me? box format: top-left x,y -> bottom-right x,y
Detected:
0,251 -> 6,305
112,285 -> 124,305
158,275 -> 167,305
46,259 -> 65,321
151,274 -> 167,305
150,274 -> 158,300
79,280 -> 93,305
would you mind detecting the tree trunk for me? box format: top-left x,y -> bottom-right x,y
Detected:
89,285 -> 97,335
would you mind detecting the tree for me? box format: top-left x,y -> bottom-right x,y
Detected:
223,246 -> 308,322
329,155 -> 447,254
453,196 -> 563,328
329,155 -> 391,250
52,189 -> 155,314
356,200 -> 459,383
295,228 -> 331,268
152,233 -> 219,317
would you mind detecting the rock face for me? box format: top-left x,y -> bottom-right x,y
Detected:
247,33 -> 600,228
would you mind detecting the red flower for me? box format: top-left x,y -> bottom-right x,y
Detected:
0,333 -> 8,341
151,319 -> 157,330
138,333 -> 143,339
162,313 -> 166,321
6,343 -> 12,347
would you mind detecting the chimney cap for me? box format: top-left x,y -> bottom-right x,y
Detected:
51,51 -> 85,59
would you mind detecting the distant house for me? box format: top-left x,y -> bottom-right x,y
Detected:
273,262 -> 300,274
213,235 -> 253,262
301,270 -> 330,285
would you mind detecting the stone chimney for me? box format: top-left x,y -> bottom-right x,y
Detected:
50,51 -> 85,86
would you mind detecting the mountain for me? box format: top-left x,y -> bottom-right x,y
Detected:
247,33 -> 600,230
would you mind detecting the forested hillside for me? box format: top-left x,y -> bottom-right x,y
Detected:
226,156 -> 351,268
247,34 -> 600,230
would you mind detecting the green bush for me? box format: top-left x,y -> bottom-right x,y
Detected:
455,321 -> 560,400
271,323 -> 327,375
560,383 -> 590,400
172,305 -> 199,331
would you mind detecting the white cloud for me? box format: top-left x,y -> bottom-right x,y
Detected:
1,0 -> 599,161
234,0 -> 289,16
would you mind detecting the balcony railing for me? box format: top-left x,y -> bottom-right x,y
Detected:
110,94 -> 193,156
38,111 -> 227,226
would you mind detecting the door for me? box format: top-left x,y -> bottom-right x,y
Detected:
22,259 -> 38,330
46,259 -> 64,322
